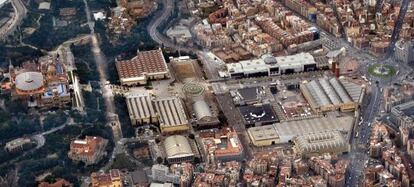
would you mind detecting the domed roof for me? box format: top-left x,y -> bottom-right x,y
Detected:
262,54 -> 277,64
163,135 -> 193,158
193,100 -> 213,120
15,72 -> 44,91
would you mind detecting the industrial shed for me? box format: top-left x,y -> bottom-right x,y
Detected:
300,77 -> 364,114
163,135 -> 195,164
293,131 -> 350,157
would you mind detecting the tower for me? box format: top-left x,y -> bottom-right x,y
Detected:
8,59 -> 15,82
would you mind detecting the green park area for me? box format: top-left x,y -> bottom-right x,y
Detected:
368,64 -> 396,78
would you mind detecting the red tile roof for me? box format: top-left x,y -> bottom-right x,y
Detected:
116,49 -> 167,79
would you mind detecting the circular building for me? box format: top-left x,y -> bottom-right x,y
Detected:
15,72 -> 44,95
163,135 -> 194,164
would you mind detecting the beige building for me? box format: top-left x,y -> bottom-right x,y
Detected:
300,77 -> 364,114
293,131 -> 350,157
154,97 -> 189,134
163,135 -> 195,164
116,49 -> 170,86
247,125 -> 280,146
247,115 -> 354,146
125,93 -> 189,134
126,93 -> 157,125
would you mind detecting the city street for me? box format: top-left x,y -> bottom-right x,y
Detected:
0,0 -> 27,39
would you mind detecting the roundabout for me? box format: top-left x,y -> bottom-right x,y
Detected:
368,64 -> 396,78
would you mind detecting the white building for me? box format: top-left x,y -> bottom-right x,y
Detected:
247,115 -> 354,146
219,53 -> 317,78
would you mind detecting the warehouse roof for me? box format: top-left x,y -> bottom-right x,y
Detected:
126,93 -> 156,120
193,100 -> 213,120
247,115 -> 354,143
319,78 -> 341,105
248,125 -> 279,141
293,130 -> 349,155
329,78 -> 352,103
163,135 -> 194,159
305,80 -> 331,107
275,53 -> 316,67
116,49 -> 168,80
154,97 -> 188,128
275,115 -> 353,137
301,77 -> 363,108
338,78 -> 364,102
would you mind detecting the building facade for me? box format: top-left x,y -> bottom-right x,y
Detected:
68,136 -> 108,165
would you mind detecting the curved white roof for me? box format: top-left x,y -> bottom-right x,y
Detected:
15,72 -> 44,91
193,100 -> 212,120
163,135 -> 193,159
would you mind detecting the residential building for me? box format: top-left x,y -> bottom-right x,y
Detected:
4,137 -> 31,152
91,169 -> 122,187
38,178 -> 72,187
68,136 -> 108,165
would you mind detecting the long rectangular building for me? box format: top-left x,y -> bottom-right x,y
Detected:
391,100 -> 414,128
116,49 -> 170,86
219,53 -> 317,78
247,115 -> 354,146
154,97 -> 189,133
126,93 -> 157,124
300,77 -> 364,114
125,93 -> 189,134
293,131 -> 350,157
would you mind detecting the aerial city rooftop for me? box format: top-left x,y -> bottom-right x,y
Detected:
0,0 -> 413,186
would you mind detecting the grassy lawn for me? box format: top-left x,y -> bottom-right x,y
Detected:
368,64 -> 396,77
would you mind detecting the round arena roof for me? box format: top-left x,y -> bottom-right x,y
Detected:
163,135 -> 194,159
15,72 -> 44,91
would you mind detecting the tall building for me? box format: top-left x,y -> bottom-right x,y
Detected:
390,100 -> 414,128
395,40 -> 414,64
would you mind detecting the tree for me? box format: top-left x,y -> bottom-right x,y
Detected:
156,157 -> 163,164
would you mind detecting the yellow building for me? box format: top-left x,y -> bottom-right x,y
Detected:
247,125 -> 281,146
